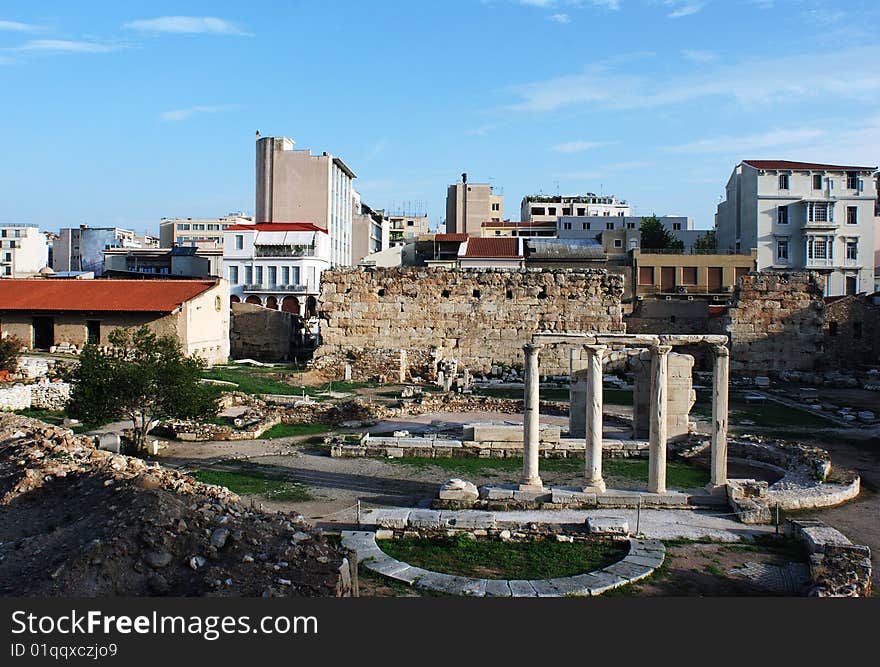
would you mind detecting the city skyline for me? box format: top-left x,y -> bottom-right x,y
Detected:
1,0 -> 878,234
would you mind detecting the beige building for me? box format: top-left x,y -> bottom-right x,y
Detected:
716,160 -> 877,296
0,224 -> 48,277
632,248 -> 757,298
0,279 -> 230,364
255,135 -> 357,267
388,214 -> 430,245
480,220 -> 557,238
159,213 -> 253,248
445,175 -> 503,235
351,194 -> 390,265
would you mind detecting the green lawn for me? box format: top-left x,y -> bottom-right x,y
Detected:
190,468 -> 311,501
379,533 -> 627,580
389,456 -> 709,488
728,400 -> 838,428
261,422 -> 334,439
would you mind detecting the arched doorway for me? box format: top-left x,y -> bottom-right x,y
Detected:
306,296 -> 317,318
281,296 -> 300,314
265,296 -> 279,310
245,295 -> 262,306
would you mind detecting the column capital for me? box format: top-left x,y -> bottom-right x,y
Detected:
650,344 -> 673,356
523,342 -> 545,354
711,344 -> 730,358
583,343 -> 608,357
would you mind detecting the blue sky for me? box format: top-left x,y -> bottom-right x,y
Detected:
1,0 -> 878,235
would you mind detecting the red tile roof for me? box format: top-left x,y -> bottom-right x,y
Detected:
435,233 -> 469,243
462,237 -> 521,258
0,279 -> 218,312
743,160 -> 877,172
227,223 -> 327,233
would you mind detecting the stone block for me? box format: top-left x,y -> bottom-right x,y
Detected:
408,509 -> 442,529
508,580 -> 539,597
586,516 -> 629,535
438,478 -> 479,502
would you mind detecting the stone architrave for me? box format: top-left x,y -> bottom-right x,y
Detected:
708,344 -> 730,492
520,343 -> 544,491
648,345 -> 671,494
583,344 -> 607,492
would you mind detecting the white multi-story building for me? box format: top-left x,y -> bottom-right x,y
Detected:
716,160 -> 877,296
0,224 -> 49,277
521,193 -> 630,224
255,136 -> 356,267
223,223 -> 330,317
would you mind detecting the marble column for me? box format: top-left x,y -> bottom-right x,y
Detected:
520,343 -> 544,491
708,344 -> 730,492
583,344 -> 607,492
648,344 -> 671,494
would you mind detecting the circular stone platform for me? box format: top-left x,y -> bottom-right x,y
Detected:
340,530 -> 665,597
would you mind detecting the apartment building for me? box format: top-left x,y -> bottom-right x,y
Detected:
53,226 -> 158,275
632,248 -> 757,299
445,175 -> 503,235
0,224 -> 49,277
388,214 -> 430,245
352,193 -> 390,264
255,136 -> 356,267
223,222 -> 330,317
103,246 -> 223,278
159,213 -> 254,248
716,160 -> 877,296
521,193 -> 630,224
480,220 -> 557,238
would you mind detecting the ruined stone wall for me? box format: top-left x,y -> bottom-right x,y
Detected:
823,295 -> 880,370
230,302 -> 295,362
723,272 -> 825,375
313,268 -> 624,380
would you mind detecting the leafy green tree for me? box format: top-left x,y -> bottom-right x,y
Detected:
0,335 -> 23,373
693,230 -> 717,252
640,215 -> 684,251
67,326 -> 218,450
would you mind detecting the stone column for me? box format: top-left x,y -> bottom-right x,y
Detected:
708,344 -> 730,492
399,349 -> 407,384
648,345 -> 672,494
584,344 -> 607,492
520,343 -> 544,491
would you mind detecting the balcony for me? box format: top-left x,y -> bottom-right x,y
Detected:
804,257 -> 834,269
254,245 -> 316,258
243,283 -> 311,294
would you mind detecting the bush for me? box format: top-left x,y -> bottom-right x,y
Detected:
0,335 -> 23,373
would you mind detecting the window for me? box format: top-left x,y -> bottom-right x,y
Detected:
491,203 -> 500,211
846,240 -> 858,260
812,174 -> 822,190
606,222 -> 614,230
808,202 -> 832,222
847,172 -> 858,190
177,223 -> 190,230
638,266 -> 655,285
235,235 -> 243,250
577,208 -> 585,216
779,174 -> 789,189
255,266 -> 264,284
563,222 -> 572,230
281,267 -> 290,284
777,206 -> 789,224
407,220 -> 414,226
268,266 -> 277,286
244,266 -> 253,285
627,222 -> 635,229
846,206 -> 858,225
581,223 -> 588,230
292,267 -> 301,285
810,238 -> 828,259
562,208 -> 571,216
682,267 -> 698,285
532,207 -> 545,216
614,239 -> 623,248
228,266 -> 239,284
585,223 -> 591,230
548,207 -> 557,215
672,223 -> 681,231
776,239 -> 789,261
603,211 -> 610,216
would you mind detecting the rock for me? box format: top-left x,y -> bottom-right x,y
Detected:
143,550 -> 173,569
189,556 -> 206,570
438,478 -> 479,502
210,528 -> 230,549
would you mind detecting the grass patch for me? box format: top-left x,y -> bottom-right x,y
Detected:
604,459 -> 710,489
261,422 -> 334,439
191,468 -> 311,501
728,400 -> 837,428
379,533 -> 627,580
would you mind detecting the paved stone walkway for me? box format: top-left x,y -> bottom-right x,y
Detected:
341,531 -> 665,597
728,562 -> 811,595
361,508 -> 776,542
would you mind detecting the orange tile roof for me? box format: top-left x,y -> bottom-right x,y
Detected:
435,233 -> 469,242
462,237 -> 521,258
0,279 -> 218,312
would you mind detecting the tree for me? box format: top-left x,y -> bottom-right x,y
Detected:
640,215 -> 684,251
0,335 -> 23,373
67,326 -> 219,450
693,230 -> 717,252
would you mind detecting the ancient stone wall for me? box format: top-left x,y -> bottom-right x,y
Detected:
313,268 -> 624,380
230,302 -> 297,362
823,295 -> 880,370
723,272 -> 825,375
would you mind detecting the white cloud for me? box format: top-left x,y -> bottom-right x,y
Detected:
549,13 -> 571,23
666,2 -> 704,19
508,1 -> 620,10
0,20 -> 39,32
467,124 -> 498,136
124,16 -> 251,36
160,105 -> 240,122
665,128 -> 825,155
506,46 -> 880,113
17,40 -> 116,53
551,140 -> 611,153
681,49 -> 717,63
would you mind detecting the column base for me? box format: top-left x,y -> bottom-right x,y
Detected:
518,480 -> 544,492
582,480 -> 606,493
705,482 -> 729,496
